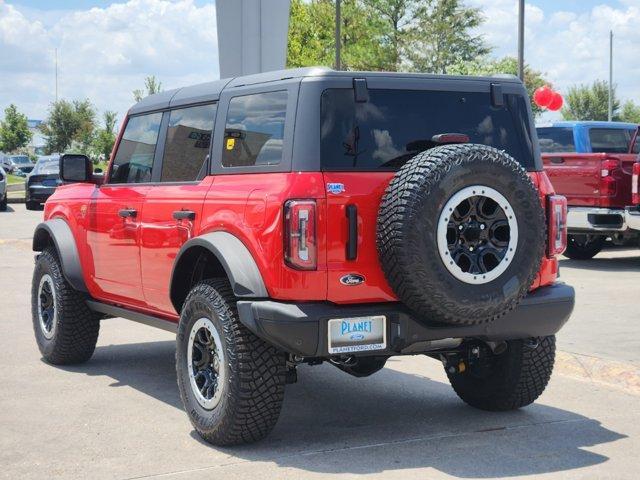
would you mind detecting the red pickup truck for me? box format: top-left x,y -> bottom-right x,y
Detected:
538,121 -> 640,259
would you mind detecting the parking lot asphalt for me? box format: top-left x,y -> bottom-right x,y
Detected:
1,203 -> 639,479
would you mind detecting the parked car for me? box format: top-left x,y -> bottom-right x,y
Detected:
0,166 -> 7,211
31,68 -> 573,446
25,155 -> 61,210
1,154 -> 34,176
538,121 -> 640,259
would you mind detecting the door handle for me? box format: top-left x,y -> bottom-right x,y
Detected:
173,210 -> 196,221
118,208 -> 137,218
550,157 -> 565,164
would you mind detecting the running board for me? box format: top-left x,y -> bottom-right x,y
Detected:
86,301 -> 178,333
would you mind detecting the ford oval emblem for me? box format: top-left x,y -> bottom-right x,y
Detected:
340,274 -> 365,286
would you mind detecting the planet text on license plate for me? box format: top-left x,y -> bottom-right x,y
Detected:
327,316 -> 386,354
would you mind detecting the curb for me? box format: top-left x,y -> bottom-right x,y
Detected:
555,350 -> 640,395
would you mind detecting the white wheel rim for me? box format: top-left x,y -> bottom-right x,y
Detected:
38,274 -> 57,340
187,317 -> 226,410
436,185 -> 518,284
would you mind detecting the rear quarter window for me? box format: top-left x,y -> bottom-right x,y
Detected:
537,127 -> 575,153
320,88 -> 536,171
588,128 -> 633,153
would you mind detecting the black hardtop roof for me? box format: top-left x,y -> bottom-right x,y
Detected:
128,67 -> 523,115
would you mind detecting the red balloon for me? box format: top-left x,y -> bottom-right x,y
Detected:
547,92 -> 564,111
533,86 -> 553,108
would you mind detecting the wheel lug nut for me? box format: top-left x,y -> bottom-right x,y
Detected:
458,225 -> 463,230
480,224 -> 485,230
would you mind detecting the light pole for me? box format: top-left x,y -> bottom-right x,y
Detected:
335,0 -> 341,70
517,0 -> 524,81
608,30 -> 613,122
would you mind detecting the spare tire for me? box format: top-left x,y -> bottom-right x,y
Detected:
377,144 -> 545,326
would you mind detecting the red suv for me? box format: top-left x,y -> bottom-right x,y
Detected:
31,68 -> 574,446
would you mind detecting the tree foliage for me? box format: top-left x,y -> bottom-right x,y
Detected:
450,56 -> 551,117
0,104 -> 32,153
620,100 -> 640,124
39,99 -> 97,155
287,0 -> 489,73
561,80 -> 620,121
91,111 -> 118,160
133,75 -> 163,102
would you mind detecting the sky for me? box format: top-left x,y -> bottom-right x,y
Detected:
1,0 -> 640,127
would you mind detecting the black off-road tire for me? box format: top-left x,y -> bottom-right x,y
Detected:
31,247 -> 100,364
377,144 -> 545,326
176,279 -> 286,446
447,336 -> 556,411
563,234 -> 605,260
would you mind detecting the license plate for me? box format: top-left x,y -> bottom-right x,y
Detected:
327,316 -> 386,354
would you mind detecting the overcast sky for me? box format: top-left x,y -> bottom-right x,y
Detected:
1,0 -> 640,127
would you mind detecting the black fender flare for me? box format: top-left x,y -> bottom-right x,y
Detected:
32,219 -> 88,293
170,231 -> 268,310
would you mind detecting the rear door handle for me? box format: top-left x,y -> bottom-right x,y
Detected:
118,208 -> 137,218
346,204 -> 358,260
173,210 -> 196,221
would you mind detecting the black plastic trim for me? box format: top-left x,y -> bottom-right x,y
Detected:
87,301 -> 178,333
170,231 -> 268,310
32,219 -> 88,292
346,204 -> 358,260
237,283 -> 575,357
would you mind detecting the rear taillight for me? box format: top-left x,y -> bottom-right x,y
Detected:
600,158 -> 619,196
632,162 -> 640,205
284,200 -> 317,270
547,195 -> 568,256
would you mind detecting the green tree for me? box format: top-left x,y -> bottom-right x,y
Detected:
288,0 -> 391,70
620,100 -> 640,124
450,56 -> 551,117
561,80 -> 620,121
91,111 -> 118,161
367,0 -> 419,71
133,75 -> 163,102
39,99 -> 97,154
406,0 -> 490,74
0,104 -> 32,153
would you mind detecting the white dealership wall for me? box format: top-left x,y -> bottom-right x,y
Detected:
216,0 -> 292,78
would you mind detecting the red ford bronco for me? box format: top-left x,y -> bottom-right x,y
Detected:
31,68 -> 574,446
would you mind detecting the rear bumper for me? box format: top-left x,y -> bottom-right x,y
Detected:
625,207 -> 640,231
566,207 -> 627,232
237,283 -> 575,357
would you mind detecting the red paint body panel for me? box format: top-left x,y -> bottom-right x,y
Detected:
543,152 -> 637,208
44,168 -> 559,312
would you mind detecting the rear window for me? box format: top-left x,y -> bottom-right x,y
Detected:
320,89 -> 536,171
537,127 -> 575,153
588,128 -> 634,153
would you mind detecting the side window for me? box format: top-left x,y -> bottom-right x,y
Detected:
588,128 -> 630,154
222,91 -> 287,167
161,104 -> 217,182
110,112 -> 162,184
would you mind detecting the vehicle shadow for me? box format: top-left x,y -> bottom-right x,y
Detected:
56,340 -> 624,478
559,252 -> 640,272
0,205 -> 16,213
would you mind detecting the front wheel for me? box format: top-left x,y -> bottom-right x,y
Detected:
563,234 -> 605,260
31,247 -> 100,364
176,279 -> 286,446
446,336 -> 555,411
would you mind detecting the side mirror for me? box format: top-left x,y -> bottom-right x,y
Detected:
60,154 -> 92,183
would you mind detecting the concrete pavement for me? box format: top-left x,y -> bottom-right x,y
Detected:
1,203 -> 639,479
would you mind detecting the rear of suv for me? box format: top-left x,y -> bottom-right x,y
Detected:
31,68 -> 574,446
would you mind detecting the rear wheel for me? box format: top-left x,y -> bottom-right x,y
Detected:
446,336 -> 555,411
31,247 -> 100,364
176,279 -> 286,446
563,234 -> 605,260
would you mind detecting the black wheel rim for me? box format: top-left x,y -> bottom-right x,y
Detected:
187,318 -> 225,409
38,274 -> 57,339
